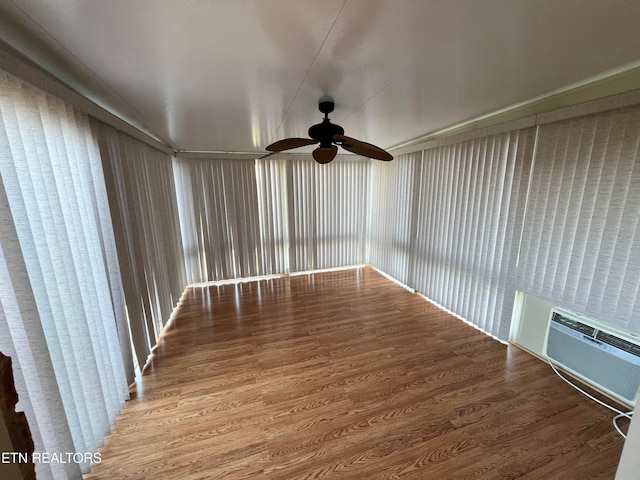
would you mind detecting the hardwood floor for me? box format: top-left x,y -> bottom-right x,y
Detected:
85,266 -> 625,479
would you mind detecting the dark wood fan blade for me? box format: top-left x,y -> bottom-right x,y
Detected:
258,151 -> 276,159
334,134 -> 393,161
266,138 -> 317,152
312,146 -> 338,164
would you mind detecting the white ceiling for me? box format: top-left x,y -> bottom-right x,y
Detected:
2,0 -> 640,154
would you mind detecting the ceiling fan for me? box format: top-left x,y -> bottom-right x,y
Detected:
262,99 -> 393,164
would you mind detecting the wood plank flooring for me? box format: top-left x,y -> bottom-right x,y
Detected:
85,266 -> 626,479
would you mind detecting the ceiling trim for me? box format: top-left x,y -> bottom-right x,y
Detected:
392,60 -> 640,155
176,152 -> 261,160
536,88 -> 640,125
175,151 -> 365,163
0,39 -> 174,155
394,85 -> 640,157
392,116 -> 537,156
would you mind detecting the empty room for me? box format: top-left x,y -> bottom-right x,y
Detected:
2,1 -> 640,479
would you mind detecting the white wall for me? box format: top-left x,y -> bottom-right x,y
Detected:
615,397 -> 640,479
509,291 -> 554,357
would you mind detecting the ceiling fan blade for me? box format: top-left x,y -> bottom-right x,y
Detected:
334,134 -> 393,161
258,151 -> 277,159
312,146 -> 338,164
266,137 -> 317,152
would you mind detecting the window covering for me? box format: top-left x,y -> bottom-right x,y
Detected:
173,157 -> 266,283
368,130 -> 535,340
367,152 -> 422,285
411,129 -> 535,340
0,71 -> 129,479
92,120 -> 186,369
175,156 -> 369,282
255,158 -> 289,275
285,157 -> 369,272
517,107 -> 640,335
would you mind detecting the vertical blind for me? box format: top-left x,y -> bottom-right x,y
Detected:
518,107 -> 640,335
411,130 -> 535,340
255,158 -> 289,275
286,157 -> 369,272
0,71 -> 129,479
175,156 -> 369,282
367,130 -> 536,340
367,152 -> 422,284
93,120 -> 186,370
173,157 -> 266,283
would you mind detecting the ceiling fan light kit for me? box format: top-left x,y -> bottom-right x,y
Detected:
264,100 -> 393,164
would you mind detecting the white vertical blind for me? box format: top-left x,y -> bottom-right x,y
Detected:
173,157 -> 266,282
368,130 -> 534,340
367,152 -> 421,285
408,129 -> 535,340
0,71 -> 129,479
255,158 -> 289,274
0,169 -> 74,480
92,120 -> 186,369
286,158 -> 317,271
518,107 -> 640,334
286,157 -> 369,272
174,155 -> 369,281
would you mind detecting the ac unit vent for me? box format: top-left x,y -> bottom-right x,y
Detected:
595,331 -> 640,357
545,308 -> 640,407
551,311 -> 596,337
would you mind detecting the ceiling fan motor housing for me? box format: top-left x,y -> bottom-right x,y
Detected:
264,98 -> 393,163
309,119 -> 344,148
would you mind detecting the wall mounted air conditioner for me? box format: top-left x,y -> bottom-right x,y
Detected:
545,308 -> 640,407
